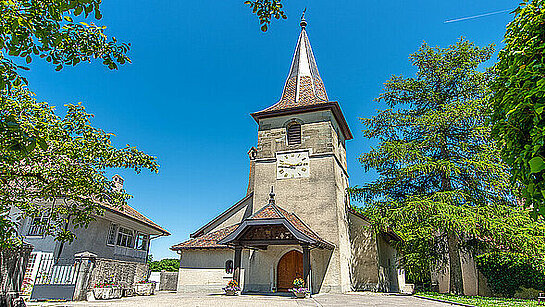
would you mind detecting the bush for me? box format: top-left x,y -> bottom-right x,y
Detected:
514,287 -> 541,300
475,252 -> 545,298
148,258 -> 179,272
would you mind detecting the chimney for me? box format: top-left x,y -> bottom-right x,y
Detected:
112,174 -> 124,192
246,147 -> 257,195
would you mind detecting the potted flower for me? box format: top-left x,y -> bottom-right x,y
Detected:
291,278 -> 309,298
134,280 -> 156,296
92,283 -> 123,300
223,280 -> 241,296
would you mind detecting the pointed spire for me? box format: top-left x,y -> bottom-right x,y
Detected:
279,13 -> 328,106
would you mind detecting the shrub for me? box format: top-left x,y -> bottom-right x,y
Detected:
514,287 -> 541,300
148,258 -> 179,272
475,252 -> 545,297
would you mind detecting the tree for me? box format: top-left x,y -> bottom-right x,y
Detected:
0,0 -> 158,249
245,0 -> 287,32
148,258 -> 179,272
491,0 -> 545,218
349,39 -> 515,294
1,85 -> 158,249
0,0 -> 131,94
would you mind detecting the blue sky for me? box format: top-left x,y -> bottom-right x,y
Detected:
24,0 -> 515,259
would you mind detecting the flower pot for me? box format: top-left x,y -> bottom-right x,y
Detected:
224,289 -> 238,296
134,283 -> 155,296
93,286 -> 123,300
294,291 -> 307,299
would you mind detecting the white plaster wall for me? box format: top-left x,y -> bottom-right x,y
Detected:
348,213 -> 379,290
199,196 -> 254,235
177,249 -> 250,293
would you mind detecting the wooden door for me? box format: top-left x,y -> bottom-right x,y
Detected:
277,250 -> 303,291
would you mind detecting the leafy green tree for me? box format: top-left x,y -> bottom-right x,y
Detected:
1,85 -> 158,248
149,258 -> 180,272
0,0 -> 158,249
0,0 -> 131,94
491,0 -> 545,218
349,39 -> 515,294
245,0 -> 287,32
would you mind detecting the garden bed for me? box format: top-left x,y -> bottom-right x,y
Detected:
416,292 -> 539,307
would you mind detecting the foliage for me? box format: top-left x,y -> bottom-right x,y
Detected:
148,258 -> 179,272
0,85 -> 158,248
490,0 -> 545,218
349,39 -> 518,294
417,292 -> 539,307
292,278 -> 305,288
514,287 -> 542,300
0,0 -> 131,94
244,0 -> 286,32
475,252 -> 545,298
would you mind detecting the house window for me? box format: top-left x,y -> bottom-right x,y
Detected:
27,212 -> 49,236
225,260 -> 233,274
287,122 -> 301,145
116,227 -> 134,248
107,223 -> 118,245
135,233 -> 149,251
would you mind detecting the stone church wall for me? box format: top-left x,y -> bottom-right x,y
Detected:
348,213 -> 379,291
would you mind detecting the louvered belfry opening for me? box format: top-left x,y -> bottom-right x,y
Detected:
287,122 -> 302,145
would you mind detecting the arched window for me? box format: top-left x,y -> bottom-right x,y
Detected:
225,260 -> 233,274
287,122 -> 301,145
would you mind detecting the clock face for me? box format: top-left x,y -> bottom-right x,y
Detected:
276,151 -> 310,179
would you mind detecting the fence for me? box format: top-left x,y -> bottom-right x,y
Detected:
0,244 -> 33,307
30,254 -> 81,301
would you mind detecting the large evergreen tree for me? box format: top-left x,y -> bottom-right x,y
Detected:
350,40 -> 514,294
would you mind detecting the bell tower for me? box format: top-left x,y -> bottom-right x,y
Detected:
248,15 -> 353,292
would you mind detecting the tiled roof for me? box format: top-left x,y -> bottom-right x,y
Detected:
102,203 -> 170,235
250,19 -> 353,140
252,20 -> 328,117
171,224 -> 239,250
245,202 -> 334,249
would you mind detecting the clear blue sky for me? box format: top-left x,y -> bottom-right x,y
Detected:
24,0 -> 515,259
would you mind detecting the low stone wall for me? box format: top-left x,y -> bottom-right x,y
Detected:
159,271 -> 178,291
88,258 -> 148,290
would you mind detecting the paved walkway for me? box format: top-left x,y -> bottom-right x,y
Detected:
28,291 -> 456,307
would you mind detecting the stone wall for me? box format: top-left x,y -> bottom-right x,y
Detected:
88,258 -> 148,290
159,271 -> 178,291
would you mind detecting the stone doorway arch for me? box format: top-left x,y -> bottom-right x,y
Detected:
277,250 -> 303,292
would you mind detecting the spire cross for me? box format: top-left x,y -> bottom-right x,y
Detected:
269,186 -> 276,204
300,8 -> 307,29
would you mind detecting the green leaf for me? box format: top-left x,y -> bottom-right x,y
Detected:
529,157 -> 545,173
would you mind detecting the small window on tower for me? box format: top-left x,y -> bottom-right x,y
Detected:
287,122 -> 301,145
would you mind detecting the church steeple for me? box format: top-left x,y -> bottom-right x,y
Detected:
278,12 -> 329,105
251,15 -> 353,140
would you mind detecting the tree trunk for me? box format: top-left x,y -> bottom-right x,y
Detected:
447,233 -> 464,295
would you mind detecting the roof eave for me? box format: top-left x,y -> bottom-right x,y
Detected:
101,205 -> 170,236
250,101 -> 353,140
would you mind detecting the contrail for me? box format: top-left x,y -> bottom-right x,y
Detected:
445,8 -> 512,23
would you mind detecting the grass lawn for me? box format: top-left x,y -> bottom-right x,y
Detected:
416,292 -> 540,307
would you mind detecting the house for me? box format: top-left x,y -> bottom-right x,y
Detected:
170,17 -> 406,294
12,175 -> 169,299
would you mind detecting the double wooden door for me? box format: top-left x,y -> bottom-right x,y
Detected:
277,250 -> 303,291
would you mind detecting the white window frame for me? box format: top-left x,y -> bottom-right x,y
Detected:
106,223 -> 118,246
27,212 -> 50,237
116,227 -> 135,248
135,232 -> 149,251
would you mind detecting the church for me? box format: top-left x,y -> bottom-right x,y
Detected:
171,17 -> 405,294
